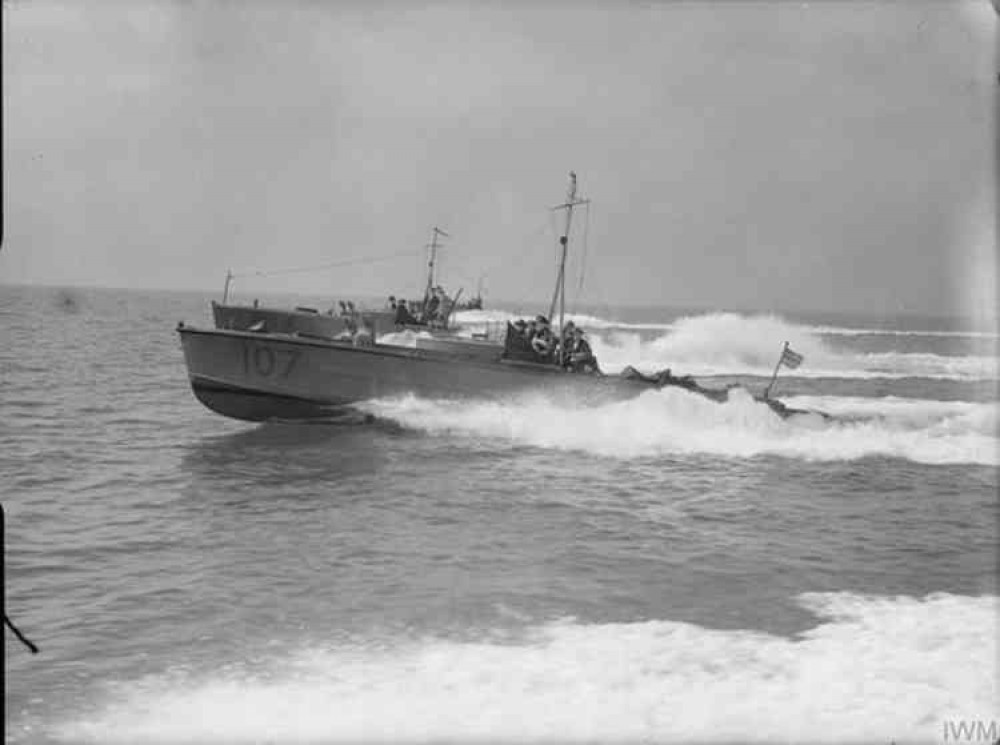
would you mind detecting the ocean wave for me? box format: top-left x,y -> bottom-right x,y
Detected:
587,314 -> 998,381
449,312 -> 997,381
56,592 -> 997,744
453,309 -> 999,339
782,394 -> 999,430
361,389 -> 998,466
452,308 -> 674,333
806,324 -> 998,339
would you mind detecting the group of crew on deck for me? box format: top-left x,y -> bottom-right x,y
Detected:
507,315 -> 600,374
388,286 -> 452,327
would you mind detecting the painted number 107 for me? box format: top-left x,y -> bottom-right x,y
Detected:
241,342 -> 300,379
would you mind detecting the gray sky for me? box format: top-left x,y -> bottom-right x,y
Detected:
1,1 -> 995,320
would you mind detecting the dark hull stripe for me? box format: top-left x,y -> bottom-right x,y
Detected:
190,378 -> 355,423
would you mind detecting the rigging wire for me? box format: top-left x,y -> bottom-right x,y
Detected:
567,200 -> 614,323
228,208 -> 559,307
577,200 -> 592,296
565,198 -> 592,317
229,247 -> 426,280
459,211 -> 559,295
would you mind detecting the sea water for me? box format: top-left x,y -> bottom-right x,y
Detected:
1,284 -> 997,744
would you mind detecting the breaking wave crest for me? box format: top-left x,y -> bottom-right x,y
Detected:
587,313 -> 997,380
806,323 -> 998,339
362,389 -> 998,465
430,310 -> 1000,381
453,309 -> 999,339
450,311 -> 997,380
57,592 -> 997,744
454,308 -> 676,332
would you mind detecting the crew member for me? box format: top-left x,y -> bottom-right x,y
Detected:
352,319 -> 374,347
425,290 -> 441,323
395,299 -> 418,326
528,317 -> 550,361
435,286 -> 451,313
532,325 -> 554,361
558,321 -> 576,366
568,327 -> 600,374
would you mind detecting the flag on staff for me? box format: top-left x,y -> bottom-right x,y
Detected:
763,341 -> 805,399
780,344 -> 804,370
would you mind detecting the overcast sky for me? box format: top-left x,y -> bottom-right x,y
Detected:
1,1 -> 995,320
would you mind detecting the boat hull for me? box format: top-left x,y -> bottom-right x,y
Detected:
188,377 -> 361,422
178,325 -> 668,422
414,335 -> 504,360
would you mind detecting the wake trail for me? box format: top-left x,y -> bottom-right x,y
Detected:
362,388 -> 998,466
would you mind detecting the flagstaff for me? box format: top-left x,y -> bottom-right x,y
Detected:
764,341 -> 804,399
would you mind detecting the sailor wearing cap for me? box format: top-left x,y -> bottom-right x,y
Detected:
567,325 -> 600,374
558,321 -> 576,366
531,320 -> 555,359
425,289 -> 441,322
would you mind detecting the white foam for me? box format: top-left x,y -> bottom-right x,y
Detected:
559,311 -> 674,331
456,308 -> 999,339
451,309 -> 674,333
450,308 -> 517,326
450,311 -> 997,380
783,394 -> 999,434
362,388 -> 998,466
374,329 -> 435,347
805,323 -> 999,339
585,313 -> 997,381
56,593 -> 998,744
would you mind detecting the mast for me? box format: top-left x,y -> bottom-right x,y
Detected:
424,226 -> 449,303
548,172 -> 588,365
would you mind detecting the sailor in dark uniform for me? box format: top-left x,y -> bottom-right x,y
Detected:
435,287 -> 451,316
531,327 -> 554,360
530,316 -> 556,361
558,321 -> 576,366
395,299 -> 417,326
568,327 -> 600,374
425,290 -> 441,322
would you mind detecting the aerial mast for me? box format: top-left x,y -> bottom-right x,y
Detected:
548,172 -> 589,365
424,226 -> 449,307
